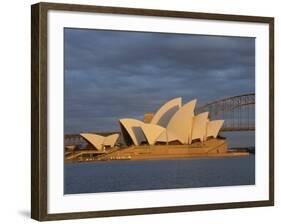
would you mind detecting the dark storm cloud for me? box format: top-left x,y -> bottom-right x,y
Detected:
64,28 -> 255,133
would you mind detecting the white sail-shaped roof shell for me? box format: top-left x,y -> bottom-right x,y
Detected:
206,120 -> 224,138
150,97 -> 182,127
104,134 -> 120,147
119,118 -> 146,146
80,133 -> 104,150
80,133 -> 119,150
166,99 -> 197,144
191,112 -> 209,142
156,130 -> 179,143
141,123 -> 165,145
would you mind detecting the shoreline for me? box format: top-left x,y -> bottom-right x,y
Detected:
66,151 -> 250,163
65,139 -> 251,163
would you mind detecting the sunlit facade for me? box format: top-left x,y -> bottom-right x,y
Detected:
80,97 -> 224,149
119,98 -> 224,146
80,133 -> 119,150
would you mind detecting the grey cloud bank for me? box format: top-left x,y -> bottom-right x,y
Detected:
64,28 -> 255,134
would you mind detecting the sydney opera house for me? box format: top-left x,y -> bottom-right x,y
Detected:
118,98 -> 224,147
62,97 -> 248,162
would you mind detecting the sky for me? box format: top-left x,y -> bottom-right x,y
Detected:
64,28 -> 255,140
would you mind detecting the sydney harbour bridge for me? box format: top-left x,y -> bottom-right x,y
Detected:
197,93 -> 255,132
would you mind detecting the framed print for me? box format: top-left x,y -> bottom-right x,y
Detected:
31,2 -> 274,221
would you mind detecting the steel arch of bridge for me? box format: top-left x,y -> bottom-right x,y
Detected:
197,93 -> 255,132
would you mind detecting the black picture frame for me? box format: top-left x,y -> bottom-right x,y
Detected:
31,2 -> 274,221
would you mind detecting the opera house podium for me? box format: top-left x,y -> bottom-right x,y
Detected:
65,97 -> 248,162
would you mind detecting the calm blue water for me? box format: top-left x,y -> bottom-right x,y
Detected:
64,155 -> 255,194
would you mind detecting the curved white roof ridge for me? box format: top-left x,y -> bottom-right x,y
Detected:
156,129 -> 180,143
141,123 -> 166,145
80,133 -> 119,150
191,112 -> 209,142
206,120 -> 224,138
119,118 -> 146,146
104,133 -> 120,147
150,97 -> 182,127
166,99 -> 197,144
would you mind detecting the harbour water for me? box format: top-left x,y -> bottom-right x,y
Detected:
64,154 -> 255,194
